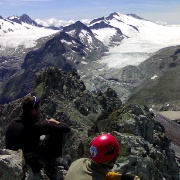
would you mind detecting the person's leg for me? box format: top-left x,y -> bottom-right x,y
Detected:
36,133 -> 64,179
23,152 -> 43,173
36,133 -> 63,160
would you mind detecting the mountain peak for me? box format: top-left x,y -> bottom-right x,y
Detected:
89,17 -> 105,25
74,20 -> 86,26
20,14 -> 31,21
126,14 -> 144,20
19,14 -> 38,26
63,20 -> 92,34
8,14 -> 38,26
90,21 -> 111,29
106,12 -> 121,21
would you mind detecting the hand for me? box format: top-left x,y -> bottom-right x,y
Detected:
121,174 -> 140,180
134,176 -> 140,180
47,118 -> 60,124
105,172 -> 121,180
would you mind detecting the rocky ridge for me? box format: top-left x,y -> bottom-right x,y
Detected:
0,68 -> 179,180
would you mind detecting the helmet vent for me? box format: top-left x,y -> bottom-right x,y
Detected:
104,146 -> 116,156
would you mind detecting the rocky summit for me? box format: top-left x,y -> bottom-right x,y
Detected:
0,68 -> 179,180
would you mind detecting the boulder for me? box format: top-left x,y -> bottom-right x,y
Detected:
0,149 -> 25,180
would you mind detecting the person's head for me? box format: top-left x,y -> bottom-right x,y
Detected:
89,133 -> 120,169
22,96 -> 40,120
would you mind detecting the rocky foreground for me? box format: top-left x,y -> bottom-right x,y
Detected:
0,68 -> 179,180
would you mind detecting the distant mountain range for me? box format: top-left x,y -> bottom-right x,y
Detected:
0,12 -> 180,110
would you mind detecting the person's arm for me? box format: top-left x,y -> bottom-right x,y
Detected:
47,118 -> 60,124
35,118 -> 71,135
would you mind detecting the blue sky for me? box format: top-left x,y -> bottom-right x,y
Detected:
0,0 -> 180,24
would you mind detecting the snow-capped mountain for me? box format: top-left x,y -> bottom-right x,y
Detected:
98,13 -> 180,69
7,14 -> 39,26
63,21 -> 106,50
0,14 -> 59,46
0,14 -> 60,88
89,12 -> 140,38
0,12 -> 180,104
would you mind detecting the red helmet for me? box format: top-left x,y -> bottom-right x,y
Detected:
89,134 -> 120,164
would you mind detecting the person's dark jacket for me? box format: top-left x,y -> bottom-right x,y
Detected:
6,116 -> 70,153
6,116 -> 71,172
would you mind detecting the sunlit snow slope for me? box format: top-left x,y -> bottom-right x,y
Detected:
0,18 -> 59,49
1,12 -> 180,70
98,13 -> 180,68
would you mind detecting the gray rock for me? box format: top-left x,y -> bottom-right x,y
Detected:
0,149 -> 25,180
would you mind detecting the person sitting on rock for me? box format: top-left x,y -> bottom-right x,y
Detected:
5,95 -> 71,178
65,133 -> 140,180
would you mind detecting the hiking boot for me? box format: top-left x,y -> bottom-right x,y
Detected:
33,172 -> 45,180
44,159 -> 64,180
